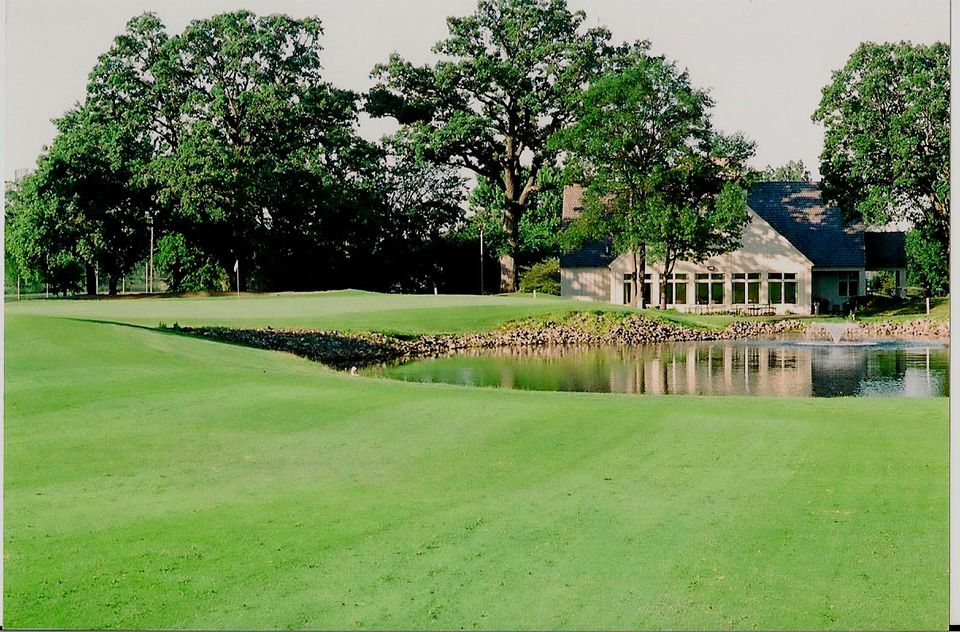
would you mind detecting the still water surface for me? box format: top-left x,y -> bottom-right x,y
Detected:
364,339 -> 949,397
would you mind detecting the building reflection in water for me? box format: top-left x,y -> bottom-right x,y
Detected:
374,340 -> 948,398
604,343 -> 814,397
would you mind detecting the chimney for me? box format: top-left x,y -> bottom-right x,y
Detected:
562,184 -> 585,220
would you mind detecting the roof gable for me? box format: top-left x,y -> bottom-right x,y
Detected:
740,205 -> 813,266
747,182 -> 864,268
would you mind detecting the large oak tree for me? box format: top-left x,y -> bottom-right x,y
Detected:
39,11 -> 395,292
366,0 -> 615,292
813,41 -> 949,293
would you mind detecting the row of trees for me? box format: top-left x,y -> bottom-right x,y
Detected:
5,1 -> 950,297
6,12 -> 469,295
5,1 -> 755,296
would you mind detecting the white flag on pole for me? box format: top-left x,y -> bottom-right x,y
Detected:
234,259 -> 239,273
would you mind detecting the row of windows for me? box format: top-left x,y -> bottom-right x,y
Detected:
623,272 -> 798,305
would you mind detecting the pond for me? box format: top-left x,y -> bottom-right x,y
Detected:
362,338 -> 949,397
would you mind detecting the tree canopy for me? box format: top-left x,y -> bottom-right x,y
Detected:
553,54 -> 754,308
6,102 -> 154,294
366,0 -> 617,292
7,11 -> 466,295
813,42 -> 949,237
758,160 -> 812,182
906,224 -> 949,297
11,5 -> 938,304
813,41 -> 949,296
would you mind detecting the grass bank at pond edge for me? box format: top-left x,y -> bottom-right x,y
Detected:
166,309 -> 947,369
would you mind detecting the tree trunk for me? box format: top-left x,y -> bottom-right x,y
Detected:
634,246 -> 646,309
499,255 -> 517,293
108,275 -> 119,296
85,264 -> 97,296
659,254 -> 675,310
500,203 -> 521,293
932,198 -> 950,254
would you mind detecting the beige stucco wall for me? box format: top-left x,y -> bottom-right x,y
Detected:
597,208 -> 815,315
561,266 -> 611,302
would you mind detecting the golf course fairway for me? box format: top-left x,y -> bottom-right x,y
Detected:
4,293 -> 948,629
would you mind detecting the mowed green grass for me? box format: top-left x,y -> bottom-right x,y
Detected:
5,290 -> 638,335
8,289 -> 943,337
861,296 -> 950,322
4,293 -> 949,629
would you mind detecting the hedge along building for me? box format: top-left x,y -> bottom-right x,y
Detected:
559,182 -> 907,315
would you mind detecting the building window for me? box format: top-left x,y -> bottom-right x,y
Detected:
768,273 -> 797,304
732,273 -> 761,304
622,273 -> 653,305
838,271 -> 859,297
663,273 -> 688,305
695,273 -> 724,305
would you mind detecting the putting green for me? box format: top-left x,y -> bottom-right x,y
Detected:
4,294 -> 948,629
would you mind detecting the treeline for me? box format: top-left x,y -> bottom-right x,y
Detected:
4,12 -> 535,296
5,2 -> 949,297
3,3 -> 750,297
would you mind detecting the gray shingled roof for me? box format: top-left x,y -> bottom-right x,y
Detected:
747,182 -> 864,268
864,231 -> 907,269
559,239 -> 615,268
561,182 -> 873,269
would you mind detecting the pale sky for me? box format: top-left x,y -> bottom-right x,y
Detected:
2,0 -> 950,182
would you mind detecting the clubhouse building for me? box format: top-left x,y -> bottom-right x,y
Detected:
559,182 -> 907,315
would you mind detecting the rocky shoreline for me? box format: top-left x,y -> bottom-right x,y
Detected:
810,319 -> 950,341
167,313 -> 948,370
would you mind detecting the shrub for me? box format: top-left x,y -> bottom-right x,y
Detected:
520,258 -> 560,295
155,234 -> 229,293
867,270 -> 897,296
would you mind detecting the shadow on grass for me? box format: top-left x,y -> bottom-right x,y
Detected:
857,296 -> 948,318
64,317 -> 405,370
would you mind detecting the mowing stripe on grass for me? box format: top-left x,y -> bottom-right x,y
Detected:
5,310 -> 947,629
